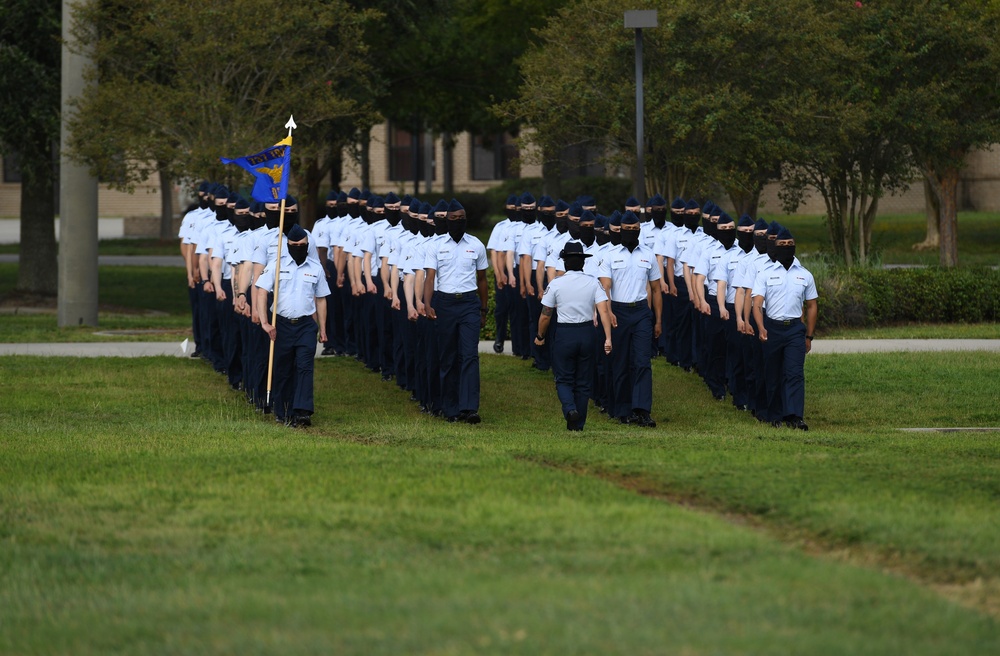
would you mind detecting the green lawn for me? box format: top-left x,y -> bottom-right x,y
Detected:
1,351 -> 998,653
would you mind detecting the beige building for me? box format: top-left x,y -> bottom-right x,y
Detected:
3,132 -> 999,219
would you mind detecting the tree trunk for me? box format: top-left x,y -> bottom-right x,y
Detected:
16,166 -> 58,296
728,185 -> 761,219
542,146 -> 561,200
936,168 -> 960,268
442,132 -> 454,196
359,132 -> 371,191
297,156 -> 322,230
914,176 -> 940,251
158,167 -> 174,240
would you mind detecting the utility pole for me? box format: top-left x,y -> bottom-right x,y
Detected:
57,0 -> 99,327
625,10 -> 658,205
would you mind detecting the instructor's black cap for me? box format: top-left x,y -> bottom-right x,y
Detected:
559,241 -> 592,260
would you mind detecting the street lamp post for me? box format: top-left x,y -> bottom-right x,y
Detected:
624,10 -> 658,205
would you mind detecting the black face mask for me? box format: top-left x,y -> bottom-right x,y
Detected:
406,216 -> 420,236
702,217 -> 715,238
347,203 -> 361,218
198,198 -> 210,210
579,225 -> 595,246
448,219 -> 467,242
596,231 -> 610,246
505,208 -> 518,221
521,209 -> 536,224
264,209 -> 281,229
363,208 -> 374,225
233,212 -> 252,232
539,211 -> 556,230
651,209 -> 667,228
621,229 -> 640,251
556,216 -> 568,234
716,229 -> 736,250
281,212 -> 299,236
386,209 -> 401,227
567,220 -> 581,239
434,217 -> 448,237
609,230 -> 622,247
685,214 -> 700,232
775,245 -> 795,270
419,221 -> 434,238
288,243 -> 308,266
215,205 -> 228,221
737,231 -> 755,253
766,238 -> 777,262
337,204 -> 350,219
670,212 -> 684,228
753,233 -> 768,254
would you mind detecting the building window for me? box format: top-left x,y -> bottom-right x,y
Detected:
388,123 -> 431,182
471,133 -> 518,180
3,153 -> 22,183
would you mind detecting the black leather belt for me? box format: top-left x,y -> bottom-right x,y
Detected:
278,315 -> 308,324
612,301 -> 644,308
766,318 -> 796,326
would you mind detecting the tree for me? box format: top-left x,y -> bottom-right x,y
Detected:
67,0 -> 378,228
0,0 -> 60,296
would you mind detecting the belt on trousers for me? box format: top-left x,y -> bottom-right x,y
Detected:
441,291 -> 476,299
278,314 -> 309,324
611,301 -> 645,308
560,321 -> 591,327
766,317 -> 797,326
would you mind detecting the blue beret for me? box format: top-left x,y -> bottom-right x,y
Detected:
506,194 -> 519,206
569,202 -> 584,218
234,199 -> 250,211
768,220 -> 782,235
287,224 -> 307,241
622,210 -> 640,225
625,196 -> 640,207
609,210 -> 622,227
648,194 -> 666,207
537,195 -> 555,208
578,195 -> 596,207
448,198 -> 464,213
384,192 -> 400,204
433,199 -> 449,214
326,190 -> 339,202
520,191 -> 536,206
555,200 -> 570,213
671,197 -> 686,211
369,197 -> 384,209
580,209 -> 596,223
754,218 -> 769,231
777,226 -> 794,241
738,214 -> 755,227
685,199 -> 699,211
348,187 -> 361,200
408,199 -> 421,213
419,202 -> 432,215
717,212 -> 734,226
337,191 -> 348,203
285,195 -> 298,207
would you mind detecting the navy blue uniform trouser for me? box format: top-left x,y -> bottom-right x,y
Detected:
199,287 -> 224,370
403,313 -> 418,393
376,281 -> 394,376
703,297 -> 727,398
434,293 -> 481,419
219,279 -> 242,387
763,317 -> 807,422
392,302 -> 407,388
672,276 -> 693,369
327,280 -> 347,353
610,302 -> 654,419
552,322 -> 595,429
492,279 -> 509,346
749,313 -> 769,418
272,315 -> 318,421
509,265 -> 528,356
724,302 -> 748,408
188,285 -> 201,352
340,284 -> 356,356
526,293 -> 550,370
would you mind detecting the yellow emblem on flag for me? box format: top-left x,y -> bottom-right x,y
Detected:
255,164 -> 284,184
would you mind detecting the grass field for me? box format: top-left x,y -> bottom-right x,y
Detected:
1,349 -> 999,653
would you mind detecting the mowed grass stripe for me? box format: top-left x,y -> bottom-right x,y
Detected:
1,354 -> 999,653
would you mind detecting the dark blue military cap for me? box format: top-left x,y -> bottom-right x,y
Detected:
521,192 -> 536,206
506,194 -> 519,206
625,196 -> 640,207
234,198 -> 250,210
198,181 -> 210,192
739,214 -> 754,227
287,224 -> 307,241
401,194 -> 412,206
648,193 -> 666,207
777,226 -> 794,241
448,198 -> 465,213
369,196 -> 384,209
717,212 -> 734,226
754,218 -> 769,231
433,199 -> 449,214
326,190 -> 339,202
419,202 -> 432,215
622,210 -> 640,225
555,200 -> 570,213
360,189 -> 372,201
226,193 -> 240,204
409,199 -> 421,213
609,210 -> 622,226
569,202 -> 584,218
285,194 -> 298,207
702,201 -> 714,215
671,197 -> 685,211
384,192 -> 400,204
348,187 -> 361,200
337,191 -> 348,203
768,220 -> 782,235
580,209 -> 596,223
685,199 -> 699,211
710,204 -> 723,218
538,195 -> 555,208
578,195 -> 596,207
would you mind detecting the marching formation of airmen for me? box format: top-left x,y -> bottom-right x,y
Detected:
179,182 -> 818,431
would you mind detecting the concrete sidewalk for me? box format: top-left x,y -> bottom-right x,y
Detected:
0,218 -> 125,244
0,254 -> 183,267
1,339 -> 999,358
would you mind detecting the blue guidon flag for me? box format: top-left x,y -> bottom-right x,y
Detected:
220,136 -> 292,203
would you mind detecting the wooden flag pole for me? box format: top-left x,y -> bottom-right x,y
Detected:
265,115 -> 297,410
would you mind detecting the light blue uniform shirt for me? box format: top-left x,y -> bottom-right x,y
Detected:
428,234 -> 488,293
598,244 -> 661,303
751,259 -> 818,320
486,219 -> 511,252
517,222 -> 548,260
540,271 -> 606,324
709,244 -> 742,304
255,250 -> 332,319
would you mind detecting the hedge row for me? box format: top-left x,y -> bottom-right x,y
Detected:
816,267 -> 1000,329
